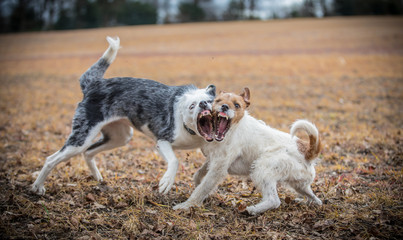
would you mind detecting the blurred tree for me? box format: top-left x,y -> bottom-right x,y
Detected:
54,8 -> 75,30
2,0 -> 402,32
223,0 -> 245,20
54,0 -> 157,30
333,0 -> 354,15
245,0 -> 260,19
0,15 -> 7,33
97,0 -> 117,27
319,0 -> 330,16
8,0 -> 44,32
74,0 -> 101,29
333,0 -> 403,16
41,0 -> 60,30
178,1 -> 206,22
117,1 -> 157,25
300,0 -> 316,17
156,0 -> 170,24
54,0 -> 99,29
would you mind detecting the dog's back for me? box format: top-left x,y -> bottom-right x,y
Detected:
81,77 -> 196,141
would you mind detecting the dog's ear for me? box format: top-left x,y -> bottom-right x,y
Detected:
205,85 -> 216,97
240,87 -> 250,107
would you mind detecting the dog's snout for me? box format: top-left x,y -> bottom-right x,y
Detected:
221,104 -> 229,111
199,101 -> 208,109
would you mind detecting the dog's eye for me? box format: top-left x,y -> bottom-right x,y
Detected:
207,100 -> 213,104
189,103 -> 196,110
234,103 -> 240,109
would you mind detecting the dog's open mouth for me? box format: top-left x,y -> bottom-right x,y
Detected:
215,112 -> 231,141
197,110 -> 214,142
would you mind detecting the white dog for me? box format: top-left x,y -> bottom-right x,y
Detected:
174,88 -> 322,215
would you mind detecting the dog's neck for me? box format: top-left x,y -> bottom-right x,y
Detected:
183,123 -> 196,136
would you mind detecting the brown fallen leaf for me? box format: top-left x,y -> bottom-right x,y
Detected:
313,220 -> 332,230
92,202 -> 106,209
70,216 -> 80,228
202,212 -> 216,217
86,193 -> 95,202
237,202 -> 247,213
115,201 -> 128,208
147,199 -> 168,207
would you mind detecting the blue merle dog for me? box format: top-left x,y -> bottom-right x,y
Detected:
32,37 -> 216,195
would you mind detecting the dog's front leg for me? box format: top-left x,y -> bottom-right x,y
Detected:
174,158 -> 228,210
156,140 -> 178,194
193,161 -> 209,186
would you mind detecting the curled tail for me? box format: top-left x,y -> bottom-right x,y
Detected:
79,36 -> 120,93
291,120 -> 321,161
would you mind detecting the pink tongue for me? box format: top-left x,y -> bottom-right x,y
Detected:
217,119 -> 228,138
219,120 -> 227,131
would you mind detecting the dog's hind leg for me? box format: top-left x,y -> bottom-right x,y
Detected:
31,120 -> 104,195
247,155 -> 284,215
246,180 -> 281,215
294,185 -> 322,206
84,121 -> 133,182
32,145 -> 85,195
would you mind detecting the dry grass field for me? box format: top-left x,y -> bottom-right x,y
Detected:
0,17 -> 402,239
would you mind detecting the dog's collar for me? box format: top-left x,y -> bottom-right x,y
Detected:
183,123 -> 196,135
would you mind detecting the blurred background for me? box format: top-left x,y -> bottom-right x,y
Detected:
1,0 -> 402,33
0,1 -> 402,239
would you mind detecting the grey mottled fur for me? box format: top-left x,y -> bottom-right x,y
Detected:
64,57 -> 203,150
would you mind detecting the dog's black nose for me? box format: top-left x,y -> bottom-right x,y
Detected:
221,104 -> 229,111
199,101 -> 208,109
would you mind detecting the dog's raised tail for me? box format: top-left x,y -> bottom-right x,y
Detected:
291,120 -> 321,161
79,36 -> 120,93
102,36 -> 120,64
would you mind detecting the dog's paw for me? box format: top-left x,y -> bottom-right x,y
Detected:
173,201 -> 193,210
246,206 -> 259,215
31,184 -> 46,195
311,199 -> 323,206
294,197 -> 304,203
93,174 -> 103,182
159,173 -> 174,194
